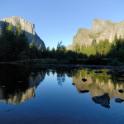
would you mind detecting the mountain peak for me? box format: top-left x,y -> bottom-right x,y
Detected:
0,16 -> 45,49
71,19 -> 124,48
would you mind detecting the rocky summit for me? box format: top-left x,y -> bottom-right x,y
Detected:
0,16 -> 45,49
71,19 -> 124,48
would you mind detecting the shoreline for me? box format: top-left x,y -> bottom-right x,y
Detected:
0,60 -> 124,70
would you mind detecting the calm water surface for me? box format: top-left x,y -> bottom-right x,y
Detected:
0,65 -> 124,124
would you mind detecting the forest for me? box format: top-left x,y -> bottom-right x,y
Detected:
0,22 -> 124,65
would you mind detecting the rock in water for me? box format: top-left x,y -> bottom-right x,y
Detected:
0,16 -> 45,49
70,19 -> 124,49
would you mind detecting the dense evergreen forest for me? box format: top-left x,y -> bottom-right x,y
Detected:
73,36 -> 124,65
0,23 -> 124,65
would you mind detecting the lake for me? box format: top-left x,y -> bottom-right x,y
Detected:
0,64 -> 124,124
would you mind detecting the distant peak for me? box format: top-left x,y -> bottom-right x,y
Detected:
92,19 -> 113,27
72,19 -> 124,47
1,16 -> 24,20
1,16 -> 33,26
93,19 -> 113,23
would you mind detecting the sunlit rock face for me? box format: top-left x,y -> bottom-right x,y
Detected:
71,19 -> 124,48
72,69 -> 124,105
0,16 -> 46,49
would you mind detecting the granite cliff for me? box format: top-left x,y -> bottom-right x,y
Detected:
0,16 -> 45,49
71,19 -> 124,49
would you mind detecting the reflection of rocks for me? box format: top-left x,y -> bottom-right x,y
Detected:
29,72 -> 45,88
80,90 -> 89,93
115,98 -> 124,103
0,65 -> 46,105
92,94 -> 110,108
73,69 -> 124,108
3,88 -> 35,105
82,78 -> 87,82
118,89 -> 124,93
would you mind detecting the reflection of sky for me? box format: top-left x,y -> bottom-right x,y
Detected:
0,71 -> 124,123
0,0 -> 124,48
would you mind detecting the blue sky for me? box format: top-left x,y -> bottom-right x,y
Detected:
0,0 -> 124,48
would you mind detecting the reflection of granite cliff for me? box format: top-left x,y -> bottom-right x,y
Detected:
1,87 -> 35,105
92,94 -> 110,108
73,69 -> 124,108
0,65 -> 46,105
0,16 -> 46,49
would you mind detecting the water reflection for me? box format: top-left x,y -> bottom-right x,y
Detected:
72,69 -> 124,108
0,64 -> 46,104
1,65 -> 124,124
0,65 -> 124,109
0,65 -> 74,105
57,74 -> 65,86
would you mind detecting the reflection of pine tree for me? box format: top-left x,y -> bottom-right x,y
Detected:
57,73 -> 65,86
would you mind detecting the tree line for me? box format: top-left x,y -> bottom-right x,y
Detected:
73,36 -> 124,65
0,22 -> 84,63
0,22 -> 124,65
